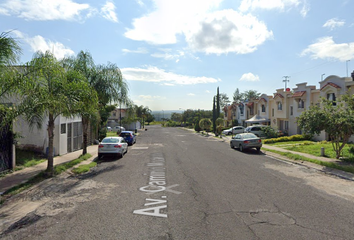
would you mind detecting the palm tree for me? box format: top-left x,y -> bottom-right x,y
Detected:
21,51 -> 84,176
0,31 -> 22,127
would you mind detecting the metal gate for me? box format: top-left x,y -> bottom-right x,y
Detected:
0,123 -> 13,172
67,123 -> 72,153
73,122 -> 82,151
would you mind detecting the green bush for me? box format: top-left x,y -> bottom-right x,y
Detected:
261,126 -> 278,138
194,119 -> 201,132
263,134 -> 312,144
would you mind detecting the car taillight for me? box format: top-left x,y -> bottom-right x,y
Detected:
98,144 -> 104,148
244,140 -> 250,144
114,144 -> 122,148
258,139 -> 262,143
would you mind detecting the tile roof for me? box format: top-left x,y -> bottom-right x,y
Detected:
292,91 -> 306,97
259,97 -> 267,103
320,82 -> 341,91
273,93 -> 284,99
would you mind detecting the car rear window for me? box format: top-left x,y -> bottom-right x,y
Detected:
102,138 -> 120,143
120,133 -> 131,137
243,133 -> 258,138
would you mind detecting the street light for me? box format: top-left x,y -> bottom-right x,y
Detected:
321,73 -> 325,81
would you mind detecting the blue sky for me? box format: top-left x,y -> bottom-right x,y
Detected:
1,0 -> 354,111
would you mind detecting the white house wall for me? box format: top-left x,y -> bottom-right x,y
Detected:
14,115 -> 82,156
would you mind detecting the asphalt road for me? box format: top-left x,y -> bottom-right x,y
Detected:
2,125 -> 354,240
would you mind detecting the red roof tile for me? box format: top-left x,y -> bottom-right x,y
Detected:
320,82 -> 341,91
292,91 -> 306,97
273,93 -> 284,99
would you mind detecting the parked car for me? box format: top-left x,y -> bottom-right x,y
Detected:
119,131 -> 137,146
106,126 -> 112,131
98,137 -> 128,159
222,126 -> 245,135
114,126 -> 125,132
230,133 -> 262,152
244,125 -> 266,137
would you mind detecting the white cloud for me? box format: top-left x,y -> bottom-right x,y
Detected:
239,0 -> 309,16
121,66 -> 220,85
13,31 -> 75,60
151,49 -> 185,61
0,0 -> 92,21
122,48 -> 148,54
205,90 -> 211,93
138,95 -> 166,101
101,1 -> 118,23
185,10 -> 273,54
323,18 -> 345,30
240,73 -> 260,81
188,93 -> 196,96
301,37 -> 354,62
124,0 -> 222,44
124,1 -> 273,55
239,0 -> 300,12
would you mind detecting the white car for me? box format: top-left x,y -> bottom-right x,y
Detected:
98,137 -> 128,159
114,126 -> 125,132
222,126 -> 245,135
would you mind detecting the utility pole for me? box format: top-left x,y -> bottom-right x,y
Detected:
346,60 -> 350,77
321,73 -> 325,81
283,76 -> 290,90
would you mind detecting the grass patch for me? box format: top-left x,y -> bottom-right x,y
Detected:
54,154 -> 92,175
72,162 -> 97,174
266,140 -> 354,159
15,149 -> 47,170
263,148 -> 354,174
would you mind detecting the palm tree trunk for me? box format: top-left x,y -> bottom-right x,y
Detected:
46,113 -> 55,177
82,116 -> 89,155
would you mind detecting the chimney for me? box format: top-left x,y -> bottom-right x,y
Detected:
352,70 -> 354,81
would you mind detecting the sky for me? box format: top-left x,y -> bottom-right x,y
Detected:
1,0 -> 354,111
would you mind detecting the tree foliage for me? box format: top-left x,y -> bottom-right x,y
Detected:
199,118 -> 212,134
297,94 -> 354,159
21,51 -> 84,176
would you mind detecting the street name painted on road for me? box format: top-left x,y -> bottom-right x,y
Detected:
133,153 -> 181,218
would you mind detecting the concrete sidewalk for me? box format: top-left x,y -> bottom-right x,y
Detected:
0,145 -> 98,195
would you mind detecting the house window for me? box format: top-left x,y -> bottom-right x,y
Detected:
61,123 -> 66,134
113,112 -> 116,117
261,104 -> 266,112
327,93 -> 336,106
277,102 -> 282,110
250,107 -> 254,115
240,104 -> 244,115
290,106 -> 293,116
298,99 -> 305,109
285,121 -> 289,130
272,108 -> 274,117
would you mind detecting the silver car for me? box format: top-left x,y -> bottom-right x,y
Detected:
230,133 -> 262,152
222,126 -> 245,135
98,137 -> 128,159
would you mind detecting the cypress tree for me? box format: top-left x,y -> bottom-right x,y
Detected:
212,96 -> 216,133
216,87 -> 220,118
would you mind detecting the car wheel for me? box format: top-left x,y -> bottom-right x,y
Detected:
230,142 -> 234,148
98,154 -> 103,159
256,147 -> 261,153
239,144 -> 244,152
228,132 -> 232,135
